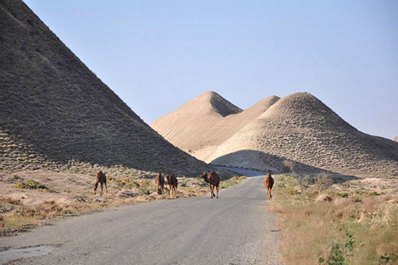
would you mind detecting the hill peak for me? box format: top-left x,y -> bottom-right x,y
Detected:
190,91 -> 242,117
259,92 -> 351,129
0,0 -> 211,175
270,92 -> 321,109
198,90 -> 222,99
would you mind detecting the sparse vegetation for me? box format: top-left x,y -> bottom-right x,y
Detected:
282,160 -> 296,173
314,173 -> 334,192
270,174 -> 398,265
220,176 -> 246,189
0,170 -> 246,236
15,179 -> 47,190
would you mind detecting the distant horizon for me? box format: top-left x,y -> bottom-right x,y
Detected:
24,0 -> 398,139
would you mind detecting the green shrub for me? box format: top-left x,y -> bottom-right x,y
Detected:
15,180 -> 47,190
328,244 -> 345,265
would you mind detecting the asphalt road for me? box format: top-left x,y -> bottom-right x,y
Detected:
0,169 -> 281,265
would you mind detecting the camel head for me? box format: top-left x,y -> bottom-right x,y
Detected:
201,172 -> 209,183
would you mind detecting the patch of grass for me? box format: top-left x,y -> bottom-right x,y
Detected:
113,177 -> 140,189
15,179 -> 47,190
0,200 -> 102,236
138,179 -> 154,195
1,215 -> 38,234
270,174 -> 398,265
337,192 -> 349,198
220,176 -> 246,189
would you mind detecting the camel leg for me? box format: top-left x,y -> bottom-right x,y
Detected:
94,181 -> 99,195
216,185 -> 219,199
100,183 -> 104,196
210,185 -> 214,199
267,187 -> 272,198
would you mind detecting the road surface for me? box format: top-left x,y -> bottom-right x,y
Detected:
0,169 -> 281,265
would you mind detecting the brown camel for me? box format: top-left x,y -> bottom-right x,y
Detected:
155,172 -> 165,195
201,171 -> 221,199
166,174 -> 178,199
94,170 -> 107,195
264,171 -> 274,199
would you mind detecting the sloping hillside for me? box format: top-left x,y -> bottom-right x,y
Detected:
210,93 -> 398,177
153,91 -> 398,177
152,91 -> 241,152
0,0 -> 211,176
152,91 -> 279,160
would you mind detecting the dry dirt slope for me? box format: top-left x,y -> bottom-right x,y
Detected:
0,0 -> 211,176
153,92 -> 398,178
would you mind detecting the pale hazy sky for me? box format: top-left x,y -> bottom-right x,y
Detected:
24,0 -> 398,139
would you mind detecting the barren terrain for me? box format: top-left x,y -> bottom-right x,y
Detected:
153,92 -> 398,178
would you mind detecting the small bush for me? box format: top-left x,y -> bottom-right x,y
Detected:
15,180 -> 47,190
327,244 -> 345,265
297,175 -> 313,190
113,177 -> 140,189
337,192 -> 349,198
283,160 -> 296,173
315,173 -> 333,192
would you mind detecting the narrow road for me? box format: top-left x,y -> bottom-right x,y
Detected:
0,169 -> 281,265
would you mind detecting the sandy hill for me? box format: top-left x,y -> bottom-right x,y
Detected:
152,91 -> 280,160
210,92 -> 398,177
0,0 -> 211,176
152,91 -> 241,152
394,136 -> 398,142
153,91 -> 398,178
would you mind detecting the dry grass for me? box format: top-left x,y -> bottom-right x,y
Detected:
0,170 -> 246,236
270,174 -> 398,265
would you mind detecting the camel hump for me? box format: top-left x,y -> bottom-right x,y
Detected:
268,176 -> 274,188
210,171 -> 220,185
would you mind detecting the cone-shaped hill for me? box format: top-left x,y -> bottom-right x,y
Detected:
152,91 -> 241,153
152,92 -> 280,160
210,92 -> 398,177
0,0 -> 211,176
